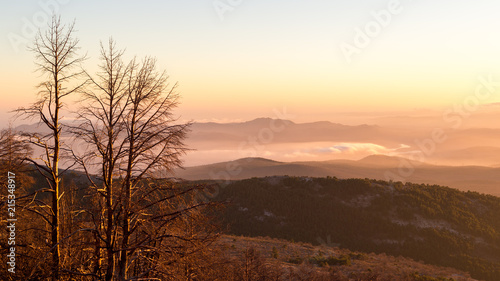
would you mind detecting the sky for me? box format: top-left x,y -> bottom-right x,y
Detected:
2,0 -> 500,127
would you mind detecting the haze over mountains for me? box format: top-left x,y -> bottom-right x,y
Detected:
183,104 -> 500,167
12,104 -> 500,196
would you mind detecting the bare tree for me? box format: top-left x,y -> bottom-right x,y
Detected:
116,56 -> 187,279
71,38 -> 131,280
15,15 -> 85,280
71,39 -> 219,280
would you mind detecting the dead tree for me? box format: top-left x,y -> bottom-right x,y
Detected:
15,15 -> 85,280
71,38 -> 131,280
116,56 -> 191,280
70,36 -> 221,279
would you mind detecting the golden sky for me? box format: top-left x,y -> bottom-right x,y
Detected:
2,0 -> 500,126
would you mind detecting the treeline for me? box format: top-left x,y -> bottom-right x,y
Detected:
213,176 -> 500,281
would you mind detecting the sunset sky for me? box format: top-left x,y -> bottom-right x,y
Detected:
2,0 -> 500,127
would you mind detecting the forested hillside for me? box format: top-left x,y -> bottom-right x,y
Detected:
211,176 -> 500,281
25,170 -> 500,280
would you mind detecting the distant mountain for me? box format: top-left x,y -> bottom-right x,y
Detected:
15,118 -> 500,168
14,122 -> 53,134
183,118 -> 500,167
431,146 -> 500,167
354,154 -> 425,167
186,118 -> 403,147
175,155 -> 500,196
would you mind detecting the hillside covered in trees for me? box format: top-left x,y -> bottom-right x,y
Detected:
210,176 -> 500,281
4,168 -> 485,280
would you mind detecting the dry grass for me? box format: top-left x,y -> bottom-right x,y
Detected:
215,235 -> 479,281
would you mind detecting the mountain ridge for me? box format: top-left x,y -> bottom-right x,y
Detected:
175,155 -> 500,196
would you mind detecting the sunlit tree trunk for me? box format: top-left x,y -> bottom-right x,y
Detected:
16,15 -> 85,280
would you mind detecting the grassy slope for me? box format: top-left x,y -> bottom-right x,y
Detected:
216,234 -> 476,280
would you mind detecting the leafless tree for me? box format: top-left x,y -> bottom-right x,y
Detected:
15,15 -> 85,280
71,38 -> 131,280
116,55 -> 190,279
71,39 -> 219,280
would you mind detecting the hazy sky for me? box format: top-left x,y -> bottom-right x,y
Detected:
2,0 -> 500,126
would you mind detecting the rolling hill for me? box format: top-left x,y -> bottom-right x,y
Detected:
175,155 -> 500,196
